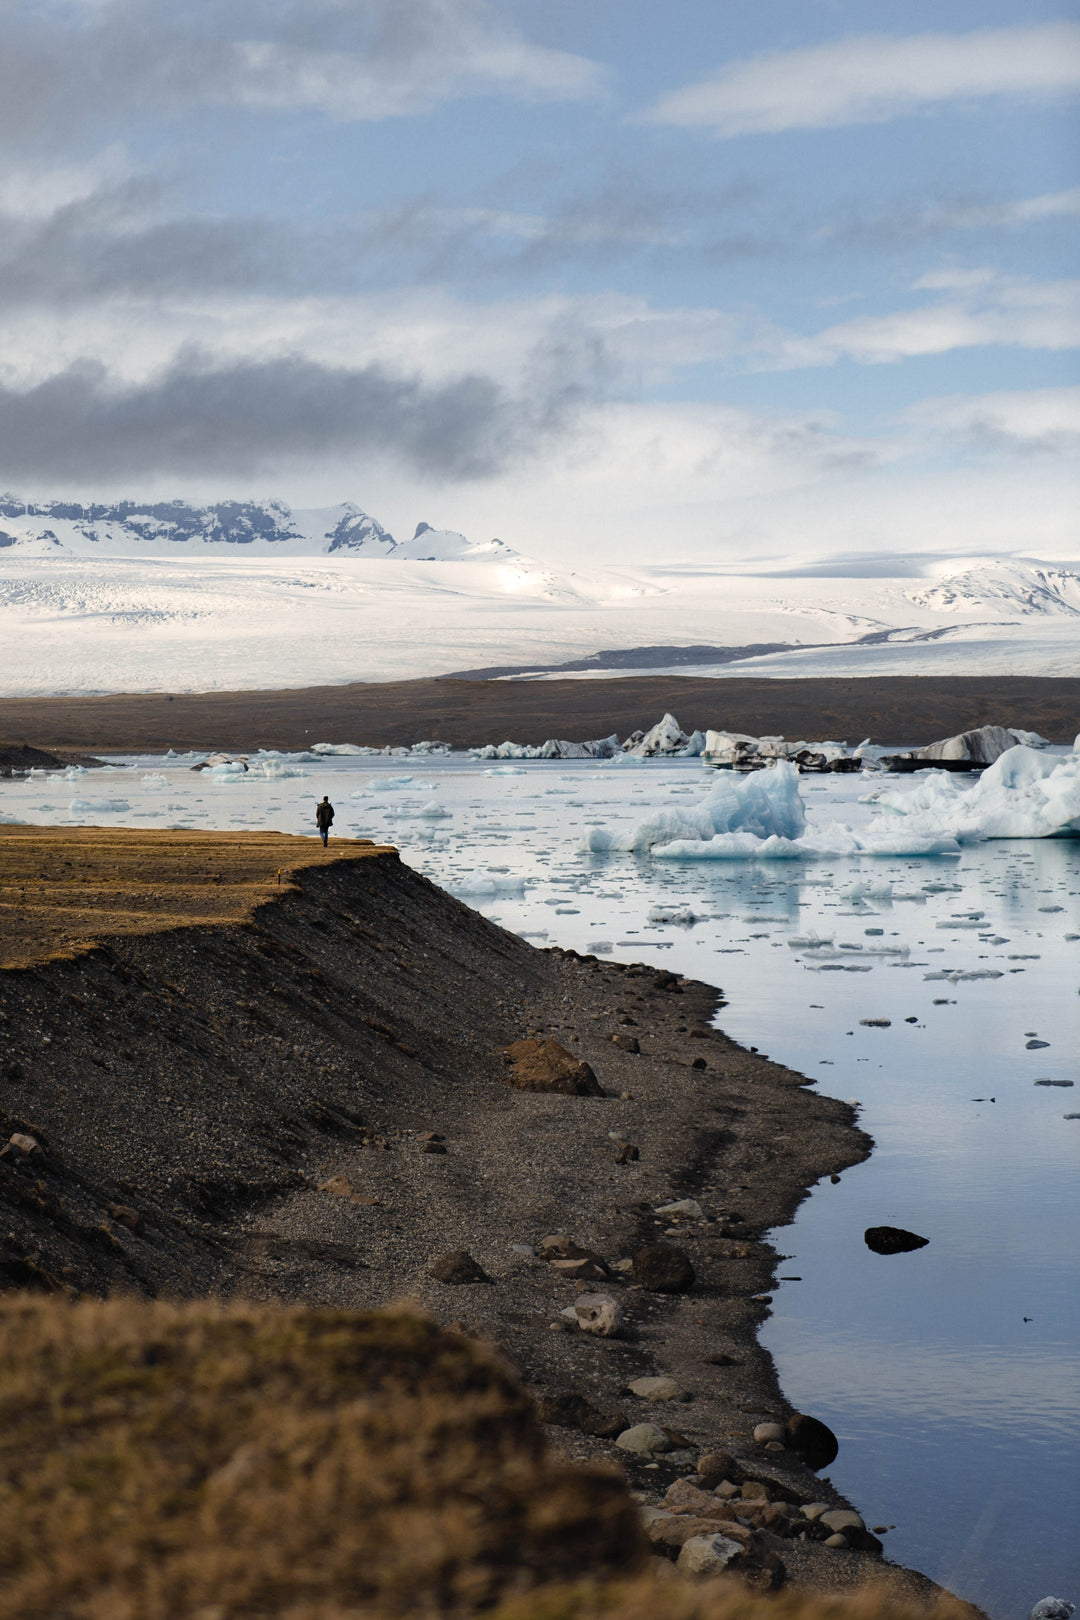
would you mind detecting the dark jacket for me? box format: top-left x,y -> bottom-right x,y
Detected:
315,800 -> 335,829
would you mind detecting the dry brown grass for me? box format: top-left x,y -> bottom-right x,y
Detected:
490,1581 -> 978,1620
0,1297 -> 641,1619
0,828 -> 395,969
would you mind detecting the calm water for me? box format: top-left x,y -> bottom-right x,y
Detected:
4,753 -> 1078,1616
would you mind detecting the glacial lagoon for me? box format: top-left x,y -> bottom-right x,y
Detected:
3,751 -> 1078,1616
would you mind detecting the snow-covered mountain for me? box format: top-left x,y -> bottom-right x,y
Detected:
0,495 -> 526,563
906,559 -> 1080,618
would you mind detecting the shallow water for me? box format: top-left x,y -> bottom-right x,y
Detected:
3,753 -> 1078,1615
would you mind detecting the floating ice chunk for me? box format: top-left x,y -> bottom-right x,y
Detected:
68,798 -> 131,813
788,933 -> 834,949
310,742 -> 366,755
623,713 -> 691,757
647,904 -> 702,924
255,760 -> 307,780
584,761 -> 806,853
842,879 -> 893,903
483,766 -> 528,776
141,773 -> 168,790
418,801 -> 452,820
586,940 -> 613,953
449,872 -> 527,897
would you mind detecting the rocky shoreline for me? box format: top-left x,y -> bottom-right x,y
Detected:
0,831 -> 983,1612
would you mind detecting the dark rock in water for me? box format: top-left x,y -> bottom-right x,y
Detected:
429,1250 -> 493,1284
865,1225 -> 929,1255
500,1038 -> 603,1096
632,1243 -> 695,1293
786,1412 -> 839,1469
1026,1039 -> 1050,1050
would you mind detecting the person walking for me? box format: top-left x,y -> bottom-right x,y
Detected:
315,796 -> 335,846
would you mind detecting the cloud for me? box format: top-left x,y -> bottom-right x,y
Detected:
0,0 -> 604,151
0,332 -> 613,483
904,386 -> 1080,457
643,23 -> 1080,136
767,273 -> 1080,368
817,187 -> 1080,246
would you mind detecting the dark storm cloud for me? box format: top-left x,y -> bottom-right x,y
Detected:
0,344 -> 601,482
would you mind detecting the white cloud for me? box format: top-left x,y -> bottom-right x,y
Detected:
644,24 -> 1080,136
904,386 -> 1080,456
773,274 -> 1080,367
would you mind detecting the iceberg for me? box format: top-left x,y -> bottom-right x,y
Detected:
582,760 -> 806,853
870,746 -> 1080,841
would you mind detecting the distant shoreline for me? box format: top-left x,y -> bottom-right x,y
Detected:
1,673 -> 1078,754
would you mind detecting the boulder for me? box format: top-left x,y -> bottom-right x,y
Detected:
627,1375 -> 686,1403
428,1251 -> 493,1285
677,1533 -> 743,1575
632,1243 -> 696,1293
916,724 -> 1025,765
615,1422 -> 671,1456
694,1450 -> 741,1488
500,1039 -> 603,1096
753,1422 -> 785,1445
864,1225 -> 930,1255
785,1412 -> 839,1469
573,1294 -> 624,1337
820,1509 -> 864,1534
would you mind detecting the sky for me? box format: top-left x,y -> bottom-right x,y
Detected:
0,0 -> 1077,566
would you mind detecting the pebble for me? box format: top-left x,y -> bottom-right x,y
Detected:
823,1533 -> 849,1549
628,1375 -> 687,1402
428,1250 -> 493,1285
615,1422 -> 671,1456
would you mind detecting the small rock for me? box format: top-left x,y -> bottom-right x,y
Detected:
1029,1602 -> 1075,1620
740,1480 -> 769,1501
538,1392 -> 627,1438
632,1243 -> 696,1293
830,1173 -> 841,1184
704,1351 -> 738,1367
615,1422 -> 672,1456
550,1256 -> 609,1281
864,1225 -> 930,1255
859,1018 -> 891,1028
1026,1039 -> 1050,1049
510,1243 -> 536,1257
753,1422 -> 785,1445
428,1250 -> 493,1285
677,1532 -> 743,1575
574,1293 -> 624,1337
786,1412 -> 839,1469
538,1234 -> 578,1258
419,1140 -> 447,1154
500,1038 -> 603,1095
694,1450 -> 739,1488
655,1199 -> 704,1220
609,1032 -> 640,1053
107,1205 -> 144,1234
764,1440 -> 785,1453
615,1141 -> 640,1163
713,1480 -> 740,1499
3,1133 -> 43,1158
801,1503 -> 830,1521
823,1533 -> 848,1549
628,1375 -> 686,1402
417,1131 -> 444,1142
691,1056 -> 707,1070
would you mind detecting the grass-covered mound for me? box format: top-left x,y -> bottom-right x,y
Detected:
0,1298 -> 641,1619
